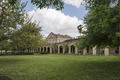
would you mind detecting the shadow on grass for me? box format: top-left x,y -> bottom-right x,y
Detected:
0,57 -> 26,65
55,61 -> 120,80
0,74 -> 12,80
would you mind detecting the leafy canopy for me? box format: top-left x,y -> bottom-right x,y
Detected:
8,0 -> 64,10
11,16 -> 46,50
77,0 -> 120,49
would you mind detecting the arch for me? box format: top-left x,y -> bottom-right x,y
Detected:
60,46 -> 63,53
65,46 -> 69,54
41,47 -> 43,52
55,46 -> 58,53
44,47 -> 46,52
71,45 -> 75,54
115,47 -> 119,55
86,46 -> 89,53
52,46 -> 58,54
28,48 -> 30,52
47,47 -> 50,53
38,48 -> 40,52
29,48 -> 31,52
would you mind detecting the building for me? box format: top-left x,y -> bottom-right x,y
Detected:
41,32 -> 79,54
47,32 -> 73,43
30,32 -> 120,55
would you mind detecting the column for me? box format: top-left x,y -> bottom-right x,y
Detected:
68,46 -> 71,54
104,48 -> 109,55
38,47 -> 40,52
93,47 -> 97,55
36,48 -> 38,52
24,49 -> 27,52
32,48 -> 34,52
43,47 -> 44,52
37,48 -> 39,52
30,48 -> 32,52
50,47 -> 52,54
83,49 -> 87,55
40,47 -> 41,52
75,47 -> 78,54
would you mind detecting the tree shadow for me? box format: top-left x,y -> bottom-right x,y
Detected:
49,60 -> 120,80
0,74 -> 12,80
63,61 -> 120,80
0,58 -> 25,65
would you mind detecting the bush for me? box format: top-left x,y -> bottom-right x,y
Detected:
0,52 -> 11,56
0,52 -> 34,56
40,52 -> 48,54
11,52 -> 33,55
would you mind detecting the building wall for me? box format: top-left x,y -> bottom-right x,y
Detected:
31,32 -> 120,55
47,34 -> 57,43
47,32 -> 72,43
57,36 -> 72,43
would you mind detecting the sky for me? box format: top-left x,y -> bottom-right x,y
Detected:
21,0 -> 88,38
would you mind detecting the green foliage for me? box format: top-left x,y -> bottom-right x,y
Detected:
78,0 -> 120,49
40,39 -> 48,47
11,52 -> 33,55
0,0 -> 26,42
0,52 -> 34,56
76,37 -> 88,50
50,43 -> 58,53
40,51 -> 48,54
0,1 -> 46,52
11,17 -> 44,51
62,43 -> 68,50
0,40 -> 12,52
7,0 -> 64,10
31,0 -> 64,10
0,0 -> 27,52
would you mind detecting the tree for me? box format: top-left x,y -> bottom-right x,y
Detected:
0,40 -> 12,52
8,0 -> 64,10
77,0 -> 120,49
50,43 -> 58,53
0,0 -> 26,42
0,0 -> 27,52
62,43 -> 69,53
11,17 -> 45,52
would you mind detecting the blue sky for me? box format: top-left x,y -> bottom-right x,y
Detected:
21,0 -> 88,38
62,4 -> 88,20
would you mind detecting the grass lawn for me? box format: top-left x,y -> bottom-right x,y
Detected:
0,54 -> 120,80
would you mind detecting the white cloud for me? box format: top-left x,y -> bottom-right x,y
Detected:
64,0 -> 85,8
28,8 -> 84,38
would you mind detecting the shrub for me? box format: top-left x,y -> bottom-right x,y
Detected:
0,52 -> 11,56
0,52 -> 34,56
11,52 -> 33,55
40,51 -> 48,54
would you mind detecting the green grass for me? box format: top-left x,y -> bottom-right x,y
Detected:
0,54 -> 120,80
